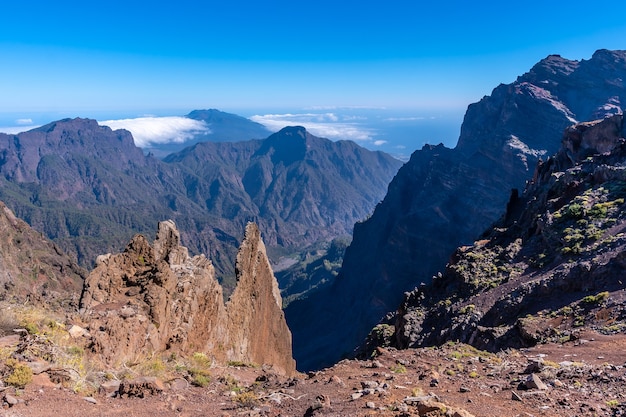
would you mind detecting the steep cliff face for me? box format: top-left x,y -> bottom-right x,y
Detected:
226,224 -> 295,376
79,221 -> 296,375
286,49 -> 626,371
391,115 -> 626,351
0,201 -> 85,306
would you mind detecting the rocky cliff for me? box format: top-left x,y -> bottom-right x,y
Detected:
286,49 -> 626,370
387,114 -> 626,352
0,201 -> 85,307
79,221 -> 296,375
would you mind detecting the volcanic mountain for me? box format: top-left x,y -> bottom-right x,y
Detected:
285,49 -> 626,370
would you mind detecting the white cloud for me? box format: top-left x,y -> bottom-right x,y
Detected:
0,118 -> 39,134
303,105 -> 387,111
373,140 -> 387,146
383,116 -> 428,121
99,116 -> 210,148
0,125 -> 40,134
250,113 -> 375,142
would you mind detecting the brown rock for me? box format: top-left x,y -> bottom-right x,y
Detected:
26,360 -> 51,375
68,325 -> 90,339
119,376 -> 165,398
525,373 -> 548,390
0,335 -> 20,348
99,380 -> 121,396
31,373 -> 59,388
79,221 -> 296,375
4,393 -> 18,406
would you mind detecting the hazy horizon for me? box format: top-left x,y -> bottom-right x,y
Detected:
0,106 -> 464,161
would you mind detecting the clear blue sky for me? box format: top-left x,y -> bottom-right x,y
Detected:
1,1 -> 626,116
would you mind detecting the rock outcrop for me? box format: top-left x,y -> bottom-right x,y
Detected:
389,115 -> 626,352
286,49 -> 626,370
0,201 -> 85,307
79,221 -> 296,375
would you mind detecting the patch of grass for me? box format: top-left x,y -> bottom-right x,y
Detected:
137,357 -> 167,377
192,352 -> 212,368
227,360 -> 252,368
391,363 -> 406,374
459,304 -> 475,315
607,399 -> 620,409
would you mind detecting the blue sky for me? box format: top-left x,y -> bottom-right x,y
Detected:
1,1 -> 626,155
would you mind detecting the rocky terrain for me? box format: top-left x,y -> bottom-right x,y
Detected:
0,120 -> 401,294
286,49 -> 626,371
2,333 -> 625,416
385,114 -> 626,355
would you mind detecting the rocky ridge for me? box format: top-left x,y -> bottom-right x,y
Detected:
79,220 -> 296,376
286,49 -> 626,371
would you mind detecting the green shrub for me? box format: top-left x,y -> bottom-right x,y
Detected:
5,359 -> 33,388
581,291 -> 609,305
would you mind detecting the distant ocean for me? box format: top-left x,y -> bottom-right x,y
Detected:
245,107 -> 464,161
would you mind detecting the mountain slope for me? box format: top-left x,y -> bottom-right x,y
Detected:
285,49 -> 626,371
0,200 -> 85,308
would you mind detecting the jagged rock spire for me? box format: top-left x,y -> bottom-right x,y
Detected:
79,220 -> 296,375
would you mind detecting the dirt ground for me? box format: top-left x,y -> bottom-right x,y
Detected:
2,330 -> 626,417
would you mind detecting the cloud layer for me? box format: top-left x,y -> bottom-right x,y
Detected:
250,113 -> 375,142
99,116 -> 210,148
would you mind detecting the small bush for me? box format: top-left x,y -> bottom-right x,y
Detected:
192,373 -> 210,387
233,391 -> 258,408
391,363 -> 406,374
5,359 -> 33,388
581,291 -> 609,305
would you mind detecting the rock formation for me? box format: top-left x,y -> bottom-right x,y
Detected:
389,114 -> 626,352
0,200 -> 85,307
286,49 -> 626,370
79,221 -> 296,375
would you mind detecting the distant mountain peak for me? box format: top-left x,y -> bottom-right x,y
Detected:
256,126 -> 310,165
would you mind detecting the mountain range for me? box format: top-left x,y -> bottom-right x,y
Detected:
285,49 -> 626,370
0,119 -> 401,294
